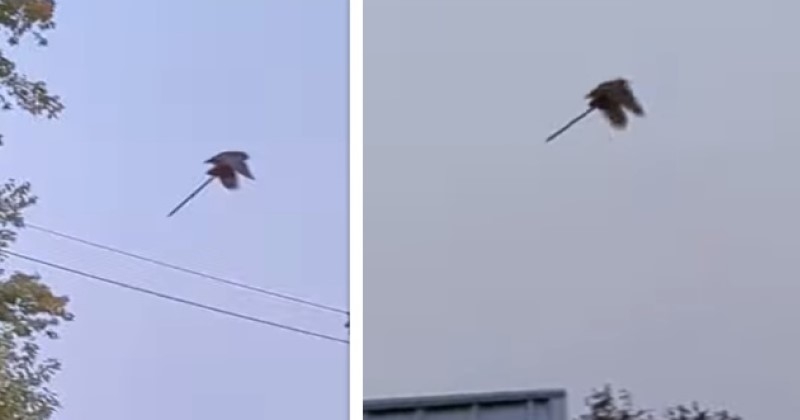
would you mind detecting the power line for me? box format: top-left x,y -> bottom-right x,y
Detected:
3,250 -> 348,345
25,223 -> 348,316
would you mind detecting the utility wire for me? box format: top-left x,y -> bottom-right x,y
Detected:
25,223 -> 348,316
4,250 -> 348,345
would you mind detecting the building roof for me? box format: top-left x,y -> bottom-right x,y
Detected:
364,389 -> 568,420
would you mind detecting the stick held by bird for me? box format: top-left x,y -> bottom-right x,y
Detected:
167,151 -> 255,217
545,78 -> 645,143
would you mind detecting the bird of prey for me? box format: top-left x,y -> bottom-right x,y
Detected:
545,78 -> 645,143
167,151 -> 255,217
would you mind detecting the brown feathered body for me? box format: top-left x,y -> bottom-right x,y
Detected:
586,78 -> 644,129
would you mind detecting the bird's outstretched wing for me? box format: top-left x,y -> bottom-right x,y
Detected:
206,151 -> 254,180
207,164 -> 239,190
611,80 -> 644,116
206,151 -> 249,165
586,79 -> 620,102
618,91 -> 644,116
230,160 -> 254,180
597,78 -> 644,116
599,104 -> 628,129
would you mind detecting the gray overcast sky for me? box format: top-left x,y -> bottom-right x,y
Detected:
364,1 -> 800,419
1,0 -> 348,418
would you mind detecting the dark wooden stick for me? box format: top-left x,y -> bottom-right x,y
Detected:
545,107 -> 595,143
167,177 -> 214,217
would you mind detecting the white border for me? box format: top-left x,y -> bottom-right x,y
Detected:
348,0 -> 363,418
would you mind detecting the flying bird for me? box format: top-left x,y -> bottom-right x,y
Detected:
545,78 -> 645,143
167,151 -> 255,217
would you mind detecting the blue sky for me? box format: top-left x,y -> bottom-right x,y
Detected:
0,0 -> 348,418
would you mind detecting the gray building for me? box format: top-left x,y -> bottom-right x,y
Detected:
364,389 -> 568,420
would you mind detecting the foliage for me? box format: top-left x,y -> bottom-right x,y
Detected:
0,179 -> 35,251
0,1 -> 71,418
0,0 -> 63,145
579,385 -> 742,420
0,273 -> 72,419
0,180 -> 72,420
